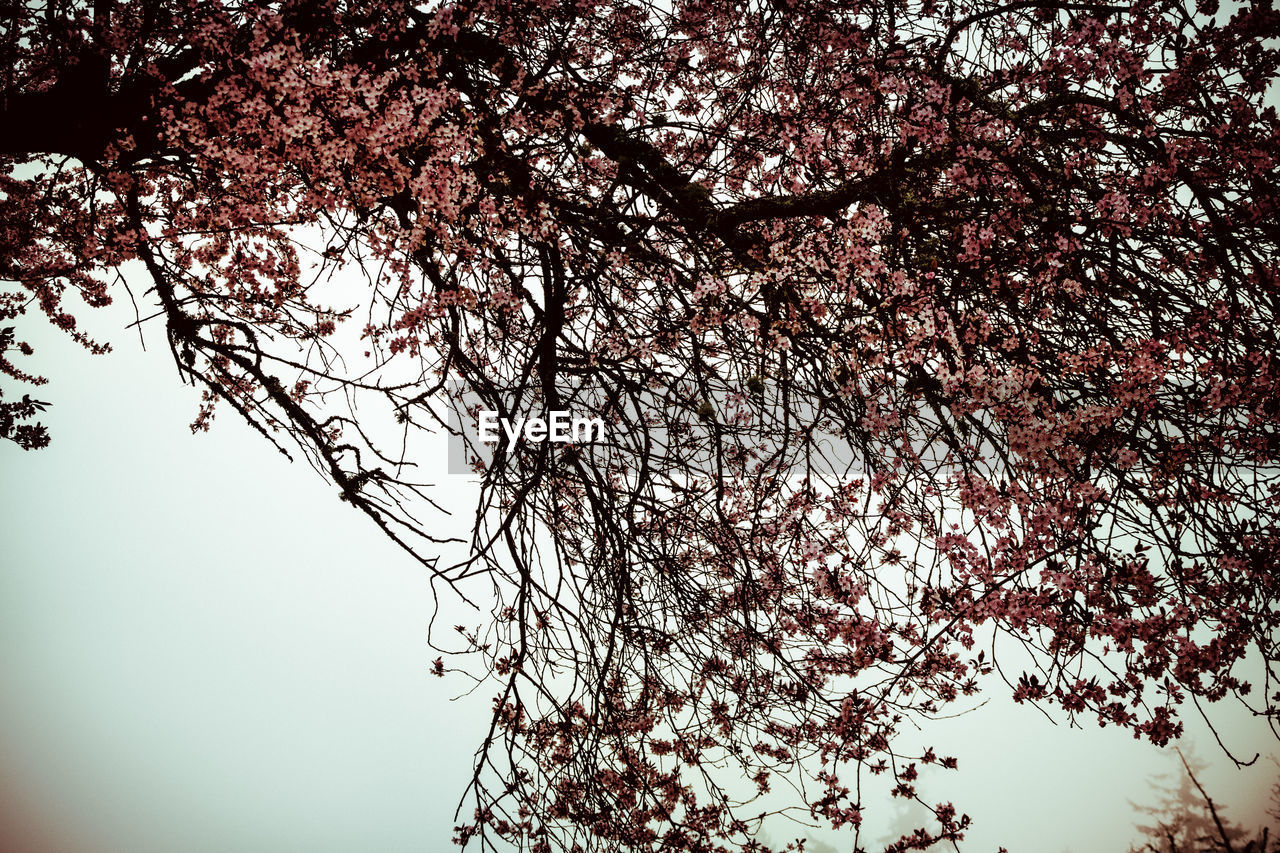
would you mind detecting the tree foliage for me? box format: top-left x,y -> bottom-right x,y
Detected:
1128,749 -> 1277,853
3,0 -> 1280,850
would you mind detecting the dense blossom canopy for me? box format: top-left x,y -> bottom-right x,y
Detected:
3,0 -> 1279,850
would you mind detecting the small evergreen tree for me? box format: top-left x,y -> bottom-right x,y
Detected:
1128,750 -> 1274,853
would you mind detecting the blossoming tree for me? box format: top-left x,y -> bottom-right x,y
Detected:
3,0 -> 1279,849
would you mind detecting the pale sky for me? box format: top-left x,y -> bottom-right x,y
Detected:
1,296 -> 1276,852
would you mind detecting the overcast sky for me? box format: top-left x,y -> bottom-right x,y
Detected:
1,295 -> 1276,853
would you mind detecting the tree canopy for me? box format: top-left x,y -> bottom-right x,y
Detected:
1128,749 -> 1277,853
3,0 -> 1279,850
